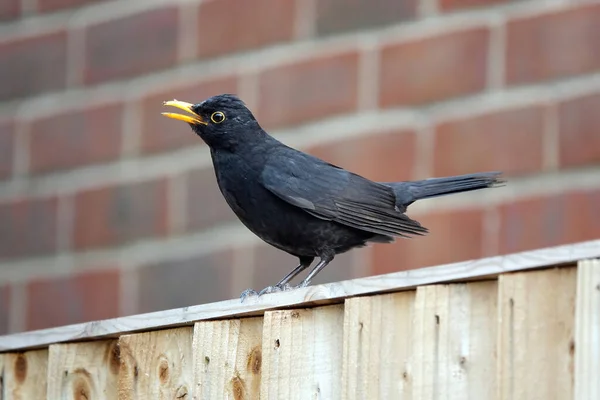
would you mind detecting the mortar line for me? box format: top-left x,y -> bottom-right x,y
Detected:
118,267 -> 139,317
543,103 -> 560,171
177,0 -> 199,63
12,121 -> 30,178
8,282 -> 26,334
414,123 -> 435,180
167,173 -> 187,236
487,15 -> 506,91
294,0 -> 317,40
56,194 -> 74,253
482,206 -> 500,257
357,36 -> 380,111
65,25 -> 85,87
418,0 -> 439,18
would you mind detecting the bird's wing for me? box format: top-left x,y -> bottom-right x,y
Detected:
260,151 -> 428,238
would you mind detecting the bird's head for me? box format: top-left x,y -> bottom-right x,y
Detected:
161,94 -> 262,150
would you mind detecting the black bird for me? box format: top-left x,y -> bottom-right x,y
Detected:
162,94 -> 504,300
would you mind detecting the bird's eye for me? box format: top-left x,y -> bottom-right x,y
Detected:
211,111 -> 226,124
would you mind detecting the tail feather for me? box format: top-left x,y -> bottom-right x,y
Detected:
383,171 -> 505,211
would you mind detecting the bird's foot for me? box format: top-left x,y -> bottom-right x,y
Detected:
291,280 -> 310,290
239,284 -> 293,303
258,284 -> 291,296
239,288 -> 259,303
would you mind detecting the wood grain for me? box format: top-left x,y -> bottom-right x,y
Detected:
0,240 -> 597,353
47,340 -> 119,399
341,291 -> 415,400
261,305 -> 344,399
574,259 -> 600,400
119,327 -> 193,400
497,267 -> 576,400
2,349 -> 48,400
411,281 -> 498,399
0,354 -> 5,399
192,317 -> 263,400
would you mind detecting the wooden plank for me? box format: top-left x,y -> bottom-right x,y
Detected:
0,354 -> 4,400
574,259 -> 600,400
341,291 -> 415,400
0,240 -> 597,352
411,281 -> 498,399
261,305 -> 344,399
47,340 -> 119,399
119,327 -> 193,399
497,267 -> 576,400
192,317 -> 263,400
2,349 -> 48,400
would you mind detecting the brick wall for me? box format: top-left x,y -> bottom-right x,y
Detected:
0,0 -> 599,333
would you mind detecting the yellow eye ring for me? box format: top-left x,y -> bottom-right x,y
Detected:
211,111 -> 226,124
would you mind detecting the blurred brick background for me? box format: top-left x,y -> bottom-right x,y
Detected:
0,0 -> 599,334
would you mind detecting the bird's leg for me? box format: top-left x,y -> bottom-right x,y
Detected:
257,256 -> 314,296
293,253 -> 334,289
239,256 -> 314,302
276,256 -> 315,287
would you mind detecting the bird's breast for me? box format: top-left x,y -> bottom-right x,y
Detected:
212,152 -> 271,221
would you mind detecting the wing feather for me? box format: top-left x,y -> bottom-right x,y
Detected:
260,150 -> 428,238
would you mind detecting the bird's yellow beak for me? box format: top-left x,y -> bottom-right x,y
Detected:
161,100 -> 208,125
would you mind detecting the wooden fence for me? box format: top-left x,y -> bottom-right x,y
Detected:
0,239 -> 599,399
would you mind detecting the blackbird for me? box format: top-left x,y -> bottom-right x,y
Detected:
162,94 -> 504,300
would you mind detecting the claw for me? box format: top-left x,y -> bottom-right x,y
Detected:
240,283 -> 298,302
258,285 -> 282,296
239,288 -> 259,303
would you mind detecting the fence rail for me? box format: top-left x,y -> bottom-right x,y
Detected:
0,240 -> 599,399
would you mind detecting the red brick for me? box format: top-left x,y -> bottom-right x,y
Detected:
28,102 -> 123,174
73,179 -> 169,249
499,189 -> 600,254
0,0 -> 20,21
38,0 -> 106,13
84,7 -> 179,84
0,119 -> 15,180
197,0 -> 295,58
315,0 -> 417,36
372,208 -> 484,275
0,284 -> 10,334
380,27 -> 489,107
26,269 -> 120,330
138,250 -> 234,312
257,51 -> 359,128
558,93 -> 600,168
139,76 -> 238,154
0,30 -> 67,101
0,197 -> 58,259
506,4 -> 600,85
433,106 -> 545,177
307,129 -> 417,182
185,167 -> 237,232
439,0 -> 508,12
251,243 -> 363,292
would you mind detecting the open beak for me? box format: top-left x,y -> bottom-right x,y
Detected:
161,100 -> 208,125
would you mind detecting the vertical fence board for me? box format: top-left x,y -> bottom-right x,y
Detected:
2,350 -> 48,400
497,267 -> 576,400
341,291 -> 415,400
119,327 -> 193,399
47,340 -> 119,399
411,281 -> 498,399
261,304 -> 344,400
193,317 -> 263,400
574,259 -> 600,400
0,354 -> 5,400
